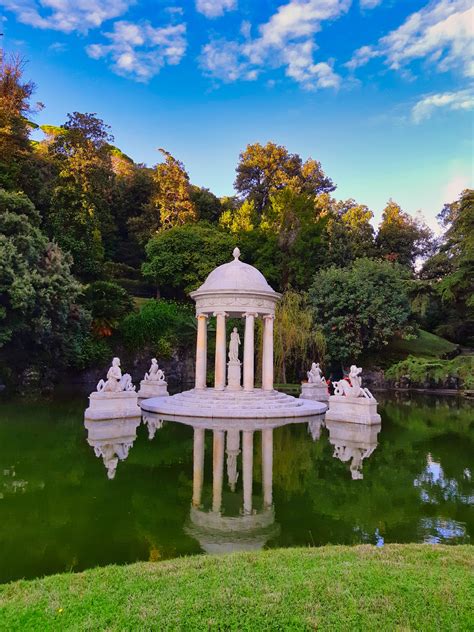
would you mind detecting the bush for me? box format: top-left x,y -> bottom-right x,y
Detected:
119,299 -> 194,355
81,281 -> 134,337
385,355 -> 474,390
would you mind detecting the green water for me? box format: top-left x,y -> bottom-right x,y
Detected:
0,391 -> 472,584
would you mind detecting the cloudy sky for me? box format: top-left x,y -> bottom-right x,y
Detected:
1,0 -> 472,228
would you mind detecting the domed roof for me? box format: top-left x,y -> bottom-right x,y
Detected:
194,248 -> 276,295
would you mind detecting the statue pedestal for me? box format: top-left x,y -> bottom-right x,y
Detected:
84,391 -> 141,421
325,395 -> 381,425
300,382 -> 329,403
138,380 -> 169,399
227,360 -> 242,390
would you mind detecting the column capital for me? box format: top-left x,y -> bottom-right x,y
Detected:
262,314 -> 275,321
213,311 -> 229,317
196,313 -> 209,320
243,311 -> 258,318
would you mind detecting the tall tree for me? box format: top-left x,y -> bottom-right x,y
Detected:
436,189 -> 474,343
376,200 -> 433,268
190,185 -> 222,223
47,112 -> 115,279
0,54 -> 40,192
0,189 -> 89,383
153,149 -> 197,230
339,199 -> 376,260
234,142 -> 335,214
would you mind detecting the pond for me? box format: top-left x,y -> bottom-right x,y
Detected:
0,391 -> 472,584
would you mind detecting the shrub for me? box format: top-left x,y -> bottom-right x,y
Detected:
82,281 -> 134,337
385,355 -> 474,390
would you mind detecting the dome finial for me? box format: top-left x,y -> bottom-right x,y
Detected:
232,247 -> 241,260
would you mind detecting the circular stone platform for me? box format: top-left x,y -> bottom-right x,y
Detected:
140,388 -> 327,419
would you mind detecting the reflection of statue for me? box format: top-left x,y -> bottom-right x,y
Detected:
96,357 -> 135,393
333,444 -> 376,480
228,328 -> 241,362
333,365 -> 374,399
144,358 -> 165,383
307,362 -> 326,386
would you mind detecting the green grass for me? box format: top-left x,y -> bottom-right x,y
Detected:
1,545 -> 472,631
389,329 -> 458,359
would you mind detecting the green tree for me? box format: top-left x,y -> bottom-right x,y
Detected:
272,290 -> 325,383
142,223 -> 234,298
47,112 -> 115,279
234,142 -> 335,214
376,200 -> 433,268
0,189 -> 89,383
190,186 -> 222,223
339,199 -> 376,260
309,258 -> 412,362
219,199 -> 256,234
82,281 -> 134,338
153,149 -> 197,230
0,55 -> 37,190
436,189 -> 474,343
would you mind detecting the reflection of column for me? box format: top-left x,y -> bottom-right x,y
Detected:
262,315 -> 274,391
192,427 -> 205,508
242,430 -> 254,515
262,428 -> 273,508
226,429 -> 240,492
212,429 -> 225,513
243,313 -> 256,391
195,314 -> 208,390
214,312 -> 227,390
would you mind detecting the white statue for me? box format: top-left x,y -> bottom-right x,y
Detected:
96,357 -> 135,393
307,362 -> 326,386
228,327 -> 241,362
144,358 -> 166,383
333,365 -> 374,399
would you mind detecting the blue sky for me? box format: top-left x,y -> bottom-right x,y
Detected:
1,0 -> 472,230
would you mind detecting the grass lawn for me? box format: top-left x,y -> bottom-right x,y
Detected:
1,545 -> 472,631
389,329 -> 458,359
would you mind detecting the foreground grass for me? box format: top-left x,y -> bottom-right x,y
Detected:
1,545 -> 473,631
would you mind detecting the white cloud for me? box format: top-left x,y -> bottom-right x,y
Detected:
196,0 -> 236,19
347,0 -> 474,77
87,20 -> 187,82
200,0 -> 348,89
359,0 -> 382,8
0,0 -> 133,33
411,89 -> 474,122
442,172 -> 472,203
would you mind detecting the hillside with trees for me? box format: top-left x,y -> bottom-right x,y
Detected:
1,56 -> 473,390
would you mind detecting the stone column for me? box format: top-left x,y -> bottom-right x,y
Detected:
212,429 -> 225,513
242,430 -> 253,515
262,428 -> 273,508
195,314 -> 208,390
243,313 -> 257,391
262,315 -> 274,391
214,312 -> 227,391
192,427 -> 205,508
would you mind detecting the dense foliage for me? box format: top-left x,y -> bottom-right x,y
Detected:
309,258 -> 413,362
0,56 -> 471,387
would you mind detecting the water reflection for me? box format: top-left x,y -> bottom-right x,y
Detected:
326,420 -> 381,480
84,417 -> 141,479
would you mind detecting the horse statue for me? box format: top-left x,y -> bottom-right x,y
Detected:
332,365 -> 374,400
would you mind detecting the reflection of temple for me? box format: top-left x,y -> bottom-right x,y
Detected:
326,420 -> 381,480
185,422 -> 282,553
84,417 -> 141,479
